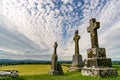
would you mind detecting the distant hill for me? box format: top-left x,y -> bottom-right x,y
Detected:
0,59 -> 71,65
0,59 -> 50,65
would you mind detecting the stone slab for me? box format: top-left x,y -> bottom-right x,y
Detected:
84,58 -> 112,67
82,67 -> 118,77
87,48 -> 106,58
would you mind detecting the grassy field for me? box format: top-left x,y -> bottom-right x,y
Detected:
0,64 -> 120,80
0,64 -> 68,76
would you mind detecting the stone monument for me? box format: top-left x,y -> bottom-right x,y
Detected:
69,30 -> 84,71
81,18 -> 118,77
49,42 -> 63,75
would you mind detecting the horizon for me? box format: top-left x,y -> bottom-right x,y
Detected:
0,59 -> 120,62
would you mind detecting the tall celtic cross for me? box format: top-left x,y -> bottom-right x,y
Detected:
73,30 -> 80,55
87,18 -> 100,48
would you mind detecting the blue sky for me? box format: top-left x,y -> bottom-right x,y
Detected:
0,0 -> 120,61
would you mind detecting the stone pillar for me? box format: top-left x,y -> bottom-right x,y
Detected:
81,18 -> 118,77
49,42 -> 63,75
51,42 -> 58,72
69,30 -> 84,71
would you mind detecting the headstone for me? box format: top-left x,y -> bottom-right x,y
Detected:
0,70 -> 19,78
49,42 -> 63,75
81,18 -> 118,77
69,30 -> 84,71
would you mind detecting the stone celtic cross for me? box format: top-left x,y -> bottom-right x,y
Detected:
73,30 -> 80,55
87,18 -> 100,48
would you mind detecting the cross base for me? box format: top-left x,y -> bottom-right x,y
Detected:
82,67 -> 118,77
69,54 -> 84,72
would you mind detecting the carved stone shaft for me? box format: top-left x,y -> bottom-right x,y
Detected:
51,42 -> 58,71
54,42 -> 58,54
51,54 -> 58,71
73,30 -> 80,54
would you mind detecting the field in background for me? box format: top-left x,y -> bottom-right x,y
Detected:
0,64 -> 120,80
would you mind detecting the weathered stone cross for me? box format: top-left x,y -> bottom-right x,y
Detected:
87,18 -> 100,48
73,30 -> 80,55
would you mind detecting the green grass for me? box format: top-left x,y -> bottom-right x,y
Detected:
23,72 -> 120,80
113,65 -> 120,75
0,64 -> 120,80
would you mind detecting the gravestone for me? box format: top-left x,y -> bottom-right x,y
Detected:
69,30 -> 84,71
0,70 -> 18,78
81,18 -> 118,77
49,42 -> 63,75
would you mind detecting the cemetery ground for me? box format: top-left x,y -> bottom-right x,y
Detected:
0,64 -> 120,80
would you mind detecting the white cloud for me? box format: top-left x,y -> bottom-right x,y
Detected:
0,0 -> 120,61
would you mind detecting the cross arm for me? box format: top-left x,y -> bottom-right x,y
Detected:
93,22 -> 100,30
